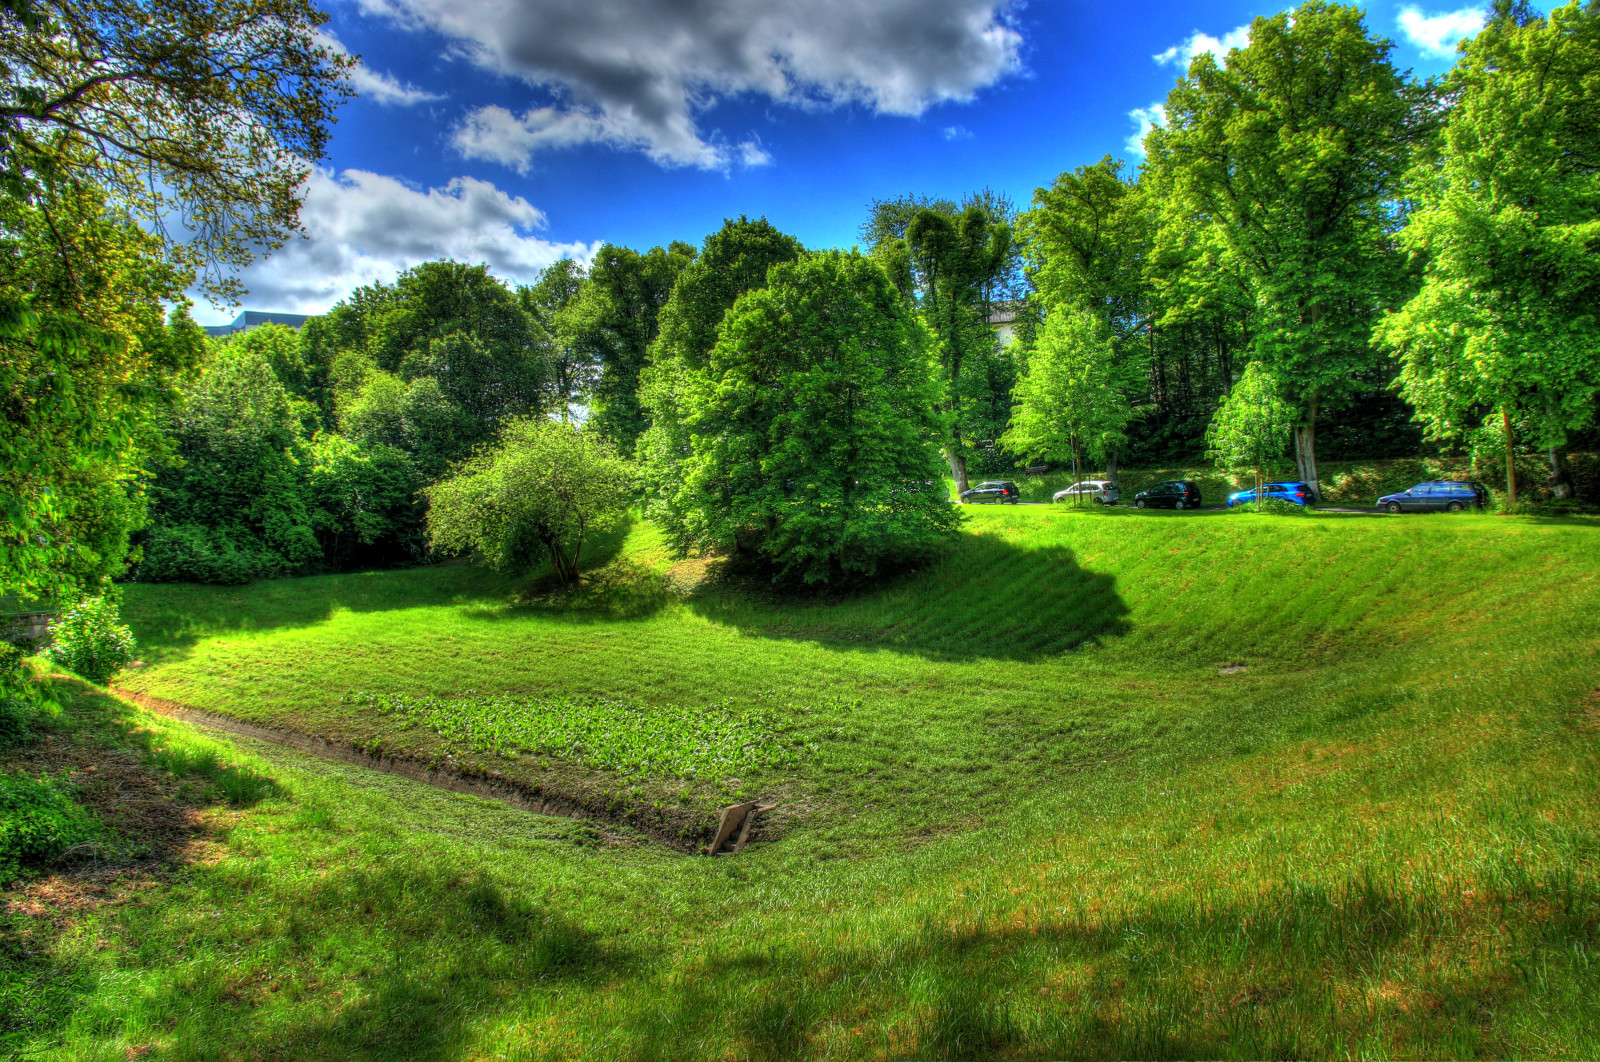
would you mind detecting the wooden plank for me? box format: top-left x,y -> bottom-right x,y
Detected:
709,801 -> 757,855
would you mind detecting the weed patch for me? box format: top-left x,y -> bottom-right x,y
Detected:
343,689 -> 850,780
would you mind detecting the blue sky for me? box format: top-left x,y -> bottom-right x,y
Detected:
196,0 -> 1492,325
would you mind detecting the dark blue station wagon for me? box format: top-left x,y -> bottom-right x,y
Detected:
1377,481 -> 1488,513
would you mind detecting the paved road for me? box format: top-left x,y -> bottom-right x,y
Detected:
968,500 -> 1385,514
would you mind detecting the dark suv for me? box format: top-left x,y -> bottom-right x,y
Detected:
1132,481 -> 1203,510
960,480 -> 1021,504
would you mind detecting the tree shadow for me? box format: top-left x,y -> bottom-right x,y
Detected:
682,533 -> 1129,663
621,870 -> 1530,1061
3,679 -> 621,1061
120,561 -> 518,665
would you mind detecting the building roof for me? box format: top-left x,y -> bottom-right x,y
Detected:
202,310 -> 311,338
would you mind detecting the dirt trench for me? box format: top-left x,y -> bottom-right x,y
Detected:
112,688 -> 723,855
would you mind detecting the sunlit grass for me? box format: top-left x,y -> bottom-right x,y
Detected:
7,505 -> 1599,1058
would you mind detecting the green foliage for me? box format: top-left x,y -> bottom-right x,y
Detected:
894,201 -> 1016,487
1375,2 -> 1600,463
562,241 -> 697,453
1147,1 -> 1432,481
521,258 -> 590,421
657,250 -> 960,584
426,419 -> 632,587
0,645 -> 55,750
1001,307 -> 1132,475
0,769 -> 97,883
141,348 -> 319,582
43,589 -> 136,685
307,434 -> 423,568
345,689 -> 837,780
1206,362 -> 1299,505
0,0 -> 352,300
638,218 -> 803,509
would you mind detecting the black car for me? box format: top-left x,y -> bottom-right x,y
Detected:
1132,481 -> 1203,510
1376,480 -> 1488,513
960,480 -> 1021,504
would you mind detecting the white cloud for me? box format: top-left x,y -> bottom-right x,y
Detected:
357,0 -> 1024,170
737,140 -> 773,168
318,31 -> 442,106
1398,6 -> 1486,60
943,125 -> 974,140
1126,102 -> 1166,156
1154,22 -> 1253,68
201,169 -> 598,317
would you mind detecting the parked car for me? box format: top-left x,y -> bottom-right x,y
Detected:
960,480 -> 1022,504
1053,480 -> 1121,505
1376,480 -> 1488,514
1226,481 -> 1314,508
1132,481 -> 1203,509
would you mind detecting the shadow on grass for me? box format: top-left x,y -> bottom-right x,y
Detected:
683,532 -> 1130,663
619,869 -> 1568,1060
6,680 -> 620,1061
120,561 -> 520,665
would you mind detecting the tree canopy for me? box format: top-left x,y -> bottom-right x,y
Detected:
662,250 -> 959,584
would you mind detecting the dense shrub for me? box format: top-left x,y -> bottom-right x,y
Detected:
0,770 -> 98,882
44,591 -> 136,684
136,523 -> 288,584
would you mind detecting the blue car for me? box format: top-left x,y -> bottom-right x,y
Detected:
1226,481 -> 1314,508
1377,480 -> 1488,513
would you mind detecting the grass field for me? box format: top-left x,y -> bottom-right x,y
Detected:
6,505 -> 1600,1058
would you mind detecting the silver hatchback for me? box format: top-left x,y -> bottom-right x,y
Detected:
1052,480 -> 1121,505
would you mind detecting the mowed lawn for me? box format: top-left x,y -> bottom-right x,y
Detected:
15,506 -> 1600,1059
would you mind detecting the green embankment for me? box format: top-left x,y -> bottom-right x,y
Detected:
6,506 -> 1600,1059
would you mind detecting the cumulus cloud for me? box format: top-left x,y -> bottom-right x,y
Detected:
1126,102 -> 1166,156
356,0 -> 1023,170
318,31 -> 442,106
943,125 -> 974,140
209,169 -> 598,315
1398,6 -> 1486,60
1154,22 -> 1253,68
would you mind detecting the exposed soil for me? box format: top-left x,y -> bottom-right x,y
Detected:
111,689 -> 757,855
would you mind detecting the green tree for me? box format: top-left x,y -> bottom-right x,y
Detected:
1148,2 -> 1432,497
0,0 -> 352,299
521,258 -> 590,421
140,349 -> 320,583
638,218 -> 803,523
1375,1 -> 1600,504
425,419 -> 631,588
210,323 -> 325,432
562,241 -> 696,452
307,434 -> 422,568
1018,157 -> 1160,478
664,250 -> 959,584
892,202 -> 1014,495
1000,307 -> 1132,501
1205,362 -> 1298,509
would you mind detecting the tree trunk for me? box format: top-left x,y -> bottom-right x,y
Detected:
1547,446 -> 1574,500
1544,403 -> 1573,500
1292,396 -> 1320,502
1105,446 -> 1119,486
1502,407 -> 1518,506
947,451 -> 969,497
1073,440 -> 1083,506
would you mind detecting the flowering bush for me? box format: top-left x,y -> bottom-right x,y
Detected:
45,590 -> 136,685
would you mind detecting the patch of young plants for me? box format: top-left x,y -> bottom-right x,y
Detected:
341,689 -> 850,781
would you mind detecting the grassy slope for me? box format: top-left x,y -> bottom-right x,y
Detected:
12,507 -> 1600,1058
